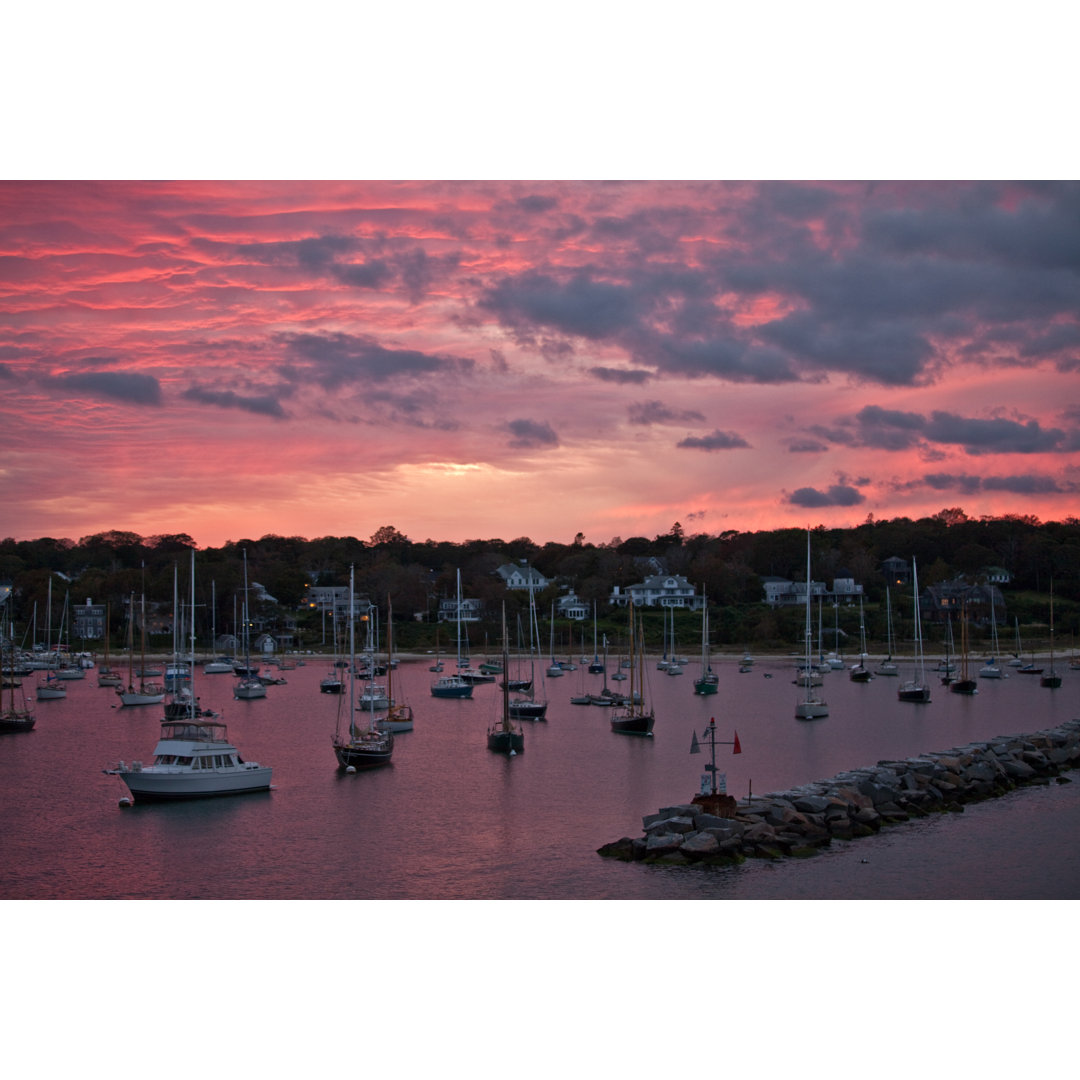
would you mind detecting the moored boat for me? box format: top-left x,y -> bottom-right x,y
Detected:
104,552 -> 272,801
610,600 -> 655,736
333,566 -> 394,770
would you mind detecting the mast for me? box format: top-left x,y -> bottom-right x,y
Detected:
349,565 -> 356,738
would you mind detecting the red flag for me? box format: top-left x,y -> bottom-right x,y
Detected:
733,730 -> 742,754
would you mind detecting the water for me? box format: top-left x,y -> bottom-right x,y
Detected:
2,655 -> 1079,899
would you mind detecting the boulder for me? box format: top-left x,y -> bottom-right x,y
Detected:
645,831 -> 684,854
680,832 -> 721,858
793,794 -> 831,814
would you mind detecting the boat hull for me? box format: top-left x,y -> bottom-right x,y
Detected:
949,679 -> 978,694
0,712 -> 35,734
487,729 -> 524,753
334,741 -> 393,769
118,766 -> 272,800
795,700 -> 828,720
897,683 -> 931,702
1041,673 -> 1062,688
610,711 -> 654,736
430,678 -> 472,698
508,701 -> 548,721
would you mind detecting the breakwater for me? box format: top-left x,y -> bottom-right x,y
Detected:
598,718 -> 1080,865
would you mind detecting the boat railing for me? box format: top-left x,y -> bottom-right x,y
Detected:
160,720 -> 228,742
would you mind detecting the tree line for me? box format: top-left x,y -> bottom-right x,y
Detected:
2,509 -> 1078,653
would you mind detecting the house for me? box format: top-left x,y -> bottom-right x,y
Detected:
610,574 -> 704,611
304,586 -> 363,620
494,562 -> 550,591
556,590 -> 589,620
881,556 -> 911,586
437,596 -> 483,623
923,580 -> 1006,626
72,598 -> 107,640
762,577 -> 829,607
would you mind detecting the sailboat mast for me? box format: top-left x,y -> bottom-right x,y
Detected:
348,564 -> 356,739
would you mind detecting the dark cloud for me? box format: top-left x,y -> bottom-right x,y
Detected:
906,471 -> 1070,496
505,418 -> 559,449
808,404 -> 1076,457
480,271 -> 637,341
922,473 -> 984,494
786,437 -> 828,453
923,410 -> 1065,454
676,429 -> 751,451
182,385 -> 286,418
279,331 -> 474,388
787,484 -> 866,508
515,195 -> 559,213
55,371 -> 162,405
589,366 -> 652,384
627,400 -> 706,426
981,474 -> 1067,494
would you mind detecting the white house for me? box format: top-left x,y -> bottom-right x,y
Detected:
494,562 -> 550,591
610,574 -> 704,611
437,596 -> 483,623
556,590 -> 589,620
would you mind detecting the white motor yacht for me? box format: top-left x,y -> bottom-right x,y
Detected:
105,718 -> 272,801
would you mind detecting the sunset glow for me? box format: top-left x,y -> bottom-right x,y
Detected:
2,180 -> 1078,548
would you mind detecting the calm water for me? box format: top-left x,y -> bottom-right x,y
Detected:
3,653 -> 1079,899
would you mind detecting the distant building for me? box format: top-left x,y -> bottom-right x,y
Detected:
762,575 -> 862,607
881,556 -> 911,586
305,586 -> 364,620
437,596 -> 483,623
72,598 -> 107,640
556,590 -> 589,620
610,574 -> 704,611
923,580 -> 1006,626
494,562 -> 550,591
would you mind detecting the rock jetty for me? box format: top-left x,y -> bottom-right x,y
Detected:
597,718 -> 1080,865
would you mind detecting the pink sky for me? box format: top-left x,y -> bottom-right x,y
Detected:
1,180 -> 1077,548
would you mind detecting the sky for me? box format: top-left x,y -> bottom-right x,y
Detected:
1,179 -> 1078,548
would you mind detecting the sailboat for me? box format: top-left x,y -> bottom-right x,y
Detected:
233,551 -> 266,700
430,570 -> 473,698
666,608 -> 684,676
509,589 -> 547,720
378,598 -> 414,731
96,603 -> 122,686
487,605 -> 525,754
546,604 -> 564,678
978,586 -> 1006,679
1,601 -> 35,733
610,600 -> 655,735
949,602 -> 978,694
1041,584 -> 1061,689
849,595 -> 873,682
105,550 -> 273,801
588,602 -> 605,673
795,530 -> 828,720
693,597 -> 719,695
334,565 -> 394,769
36,579 -> 67,700
203,581 -> 235,673
897,557 -> 931,703
116,592 -> 165,706
876,588 -> 898,675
